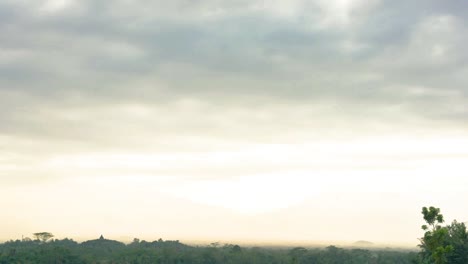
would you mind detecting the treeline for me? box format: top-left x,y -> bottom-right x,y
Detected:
0,237 -> 415,264
1,206 -> 466,264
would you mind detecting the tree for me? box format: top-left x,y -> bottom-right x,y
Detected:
289,247 -> 307,264
419,207 -> 453,264
33,232 -> 54,243
446,221 -> 468,263
421,207 -> 444,232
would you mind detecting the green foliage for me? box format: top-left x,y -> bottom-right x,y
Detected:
33,232 -> 54,243
418,206 -> 468,264
0,236 -> 416,264
445,221 -> 468,263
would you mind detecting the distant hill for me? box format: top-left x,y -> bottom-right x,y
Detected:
81,235 -> 125,249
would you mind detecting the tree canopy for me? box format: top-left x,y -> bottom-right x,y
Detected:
32,232 -> 54,243
419,206 -> 468,264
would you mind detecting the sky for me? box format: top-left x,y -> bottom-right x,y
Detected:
1,0 -> 468,245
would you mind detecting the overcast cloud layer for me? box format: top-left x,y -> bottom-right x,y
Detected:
1,0 -> 468,244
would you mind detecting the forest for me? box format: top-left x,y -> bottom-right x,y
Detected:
0,207 -> 466,264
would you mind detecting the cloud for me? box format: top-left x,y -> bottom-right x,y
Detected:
1,2 -> 468,244
1,0 -> 468,198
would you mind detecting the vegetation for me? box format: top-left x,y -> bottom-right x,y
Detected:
418,207 -> 468,264
0,206 -> 466,263
0,237 -> 416,264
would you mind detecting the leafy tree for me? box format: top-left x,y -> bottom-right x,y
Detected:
289,247 -> 307,264
445,220 -> 468,263
421,207 -> 444,231
32,232 -> 54,243
419,207 -> 456,264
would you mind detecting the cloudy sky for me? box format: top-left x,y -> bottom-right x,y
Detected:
1,0 -> 468,245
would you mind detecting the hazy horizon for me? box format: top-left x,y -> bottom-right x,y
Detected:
1,0 -> 468,246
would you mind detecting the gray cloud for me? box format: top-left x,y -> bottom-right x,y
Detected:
4,2 -> 468,245
1,0 -> 468,165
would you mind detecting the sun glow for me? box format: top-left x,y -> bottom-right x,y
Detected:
23,136 -> 466,215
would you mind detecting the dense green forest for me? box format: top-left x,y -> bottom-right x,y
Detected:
0,237 -> 417,264
0,207 -> 466,264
